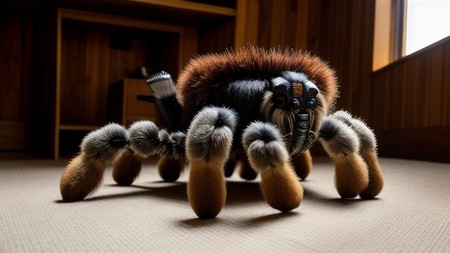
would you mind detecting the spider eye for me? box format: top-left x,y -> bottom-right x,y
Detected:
275,96 -> 286,107
291,98 -> 300,110
305,98 -> 317,109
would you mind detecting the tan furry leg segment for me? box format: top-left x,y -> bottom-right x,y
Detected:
243,122 -> 303,212
112,148 -> 144,186
238,158 -> 258,181
188,159 -> 227,219
291,150 -> 312,180
60,153 -> 106,202
236,149 -> 258,181
359,149 -> 384,199
60,123 -> 129,201
332,153 -> 369,198
158,157 -> 185,182
186,107 -> 237,219
259,163 -> 304,212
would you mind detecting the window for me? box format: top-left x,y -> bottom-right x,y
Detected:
405,0 -> 450,55
373,0 -> 450,70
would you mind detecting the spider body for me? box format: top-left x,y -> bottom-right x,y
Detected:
59,47 -> 382,219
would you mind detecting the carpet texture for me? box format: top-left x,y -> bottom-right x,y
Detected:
0,157 -> 449,253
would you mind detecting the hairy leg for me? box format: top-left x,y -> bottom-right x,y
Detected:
238,158 -> 258,181
235,148 -> 258,181
318,116 -> 369,198
60,123 -> 129,201
291,150 -> 312,180
359,149 -> 383,199
224,149 -> 258,180
128,120 -> 187,183
186,107 -> 237,219
331,110 -> 384,199
157,157 -> 185,182
112,148 -> 144,186
332,154 -> 369,198
242,122 -> 303,212
60,153 -> 106,202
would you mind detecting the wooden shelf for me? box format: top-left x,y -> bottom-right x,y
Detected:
127,0 -> 236,16
59,124 -> 100,131
56,0 -> 236,25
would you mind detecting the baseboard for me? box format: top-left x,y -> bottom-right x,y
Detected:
376,126 -> 450,163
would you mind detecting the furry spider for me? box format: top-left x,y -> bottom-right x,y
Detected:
59,47 -> 382,219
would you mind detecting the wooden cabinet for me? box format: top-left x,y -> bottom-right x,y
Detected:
111,78 -> 163,127
34,2 -> 238,159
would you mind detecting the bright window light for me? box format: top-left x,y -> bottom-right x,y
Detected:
405,0 -> 450,55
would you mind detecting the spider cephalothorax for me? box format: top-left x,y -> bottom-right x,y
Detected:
59,46 -> 383,219
261,71 -> 322,154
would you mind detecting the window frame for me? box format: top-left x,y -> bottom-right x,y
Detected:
372,0 -> 405,71
373,0 -> 450,71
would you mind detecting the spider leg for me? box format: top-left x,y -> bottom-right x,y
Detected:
223,149 -> 257,180
242,122 -> 303,212
236,149 -> 258,181
291,150 -> 313,180
60,123 -> 129,202
157,157 -> 185,182
318,116 -> 369,198
112,148 -> 144,186
128,120 -> 186,182
332,110 -> 384,199
186,107 -> 237,219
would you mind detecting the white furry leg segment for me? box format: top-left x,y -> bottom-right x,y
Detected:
242,122 -> 303,212
129,120 -> 186,159
60,123 -> 129,202
332,110 -> 384,199
186,107 -> 237,219
129,121 -> 186,182
318,117 -> 369,198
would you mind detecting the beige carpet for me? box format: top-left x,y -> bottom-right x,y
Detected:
0,157 -> 449,253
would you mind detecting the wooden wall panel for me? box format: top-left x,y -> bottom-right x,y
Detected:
235,0 -> 309,50
0,11 -> 23,122
307,0 -> 375,122
444,43 -> 450,125
303,0 -> 449,162
370,38 -> 450,162
371,39 -> 450,131
0,8 -> 32,150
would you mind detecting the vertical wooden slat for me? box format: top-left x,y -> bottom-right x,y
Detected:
296,0 -> 309,50
443,43 -> 450,125
428,47 -> 444,126
234,0 -> 259,48
179,26 -> 198,71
